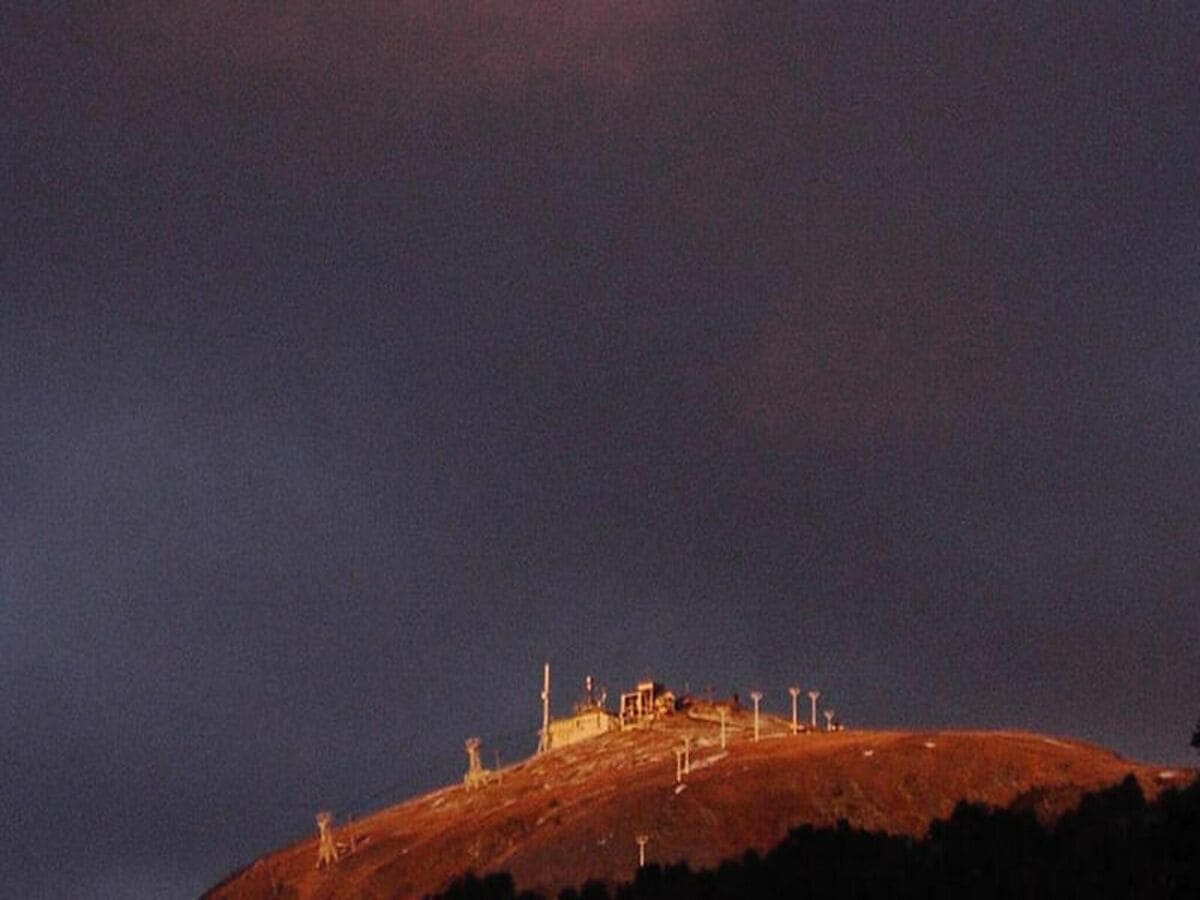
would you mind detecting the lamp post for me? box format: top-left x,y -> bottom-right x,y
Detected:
807,690 -> 820,730
788,686 -> 800,735
750,691 -> 763,742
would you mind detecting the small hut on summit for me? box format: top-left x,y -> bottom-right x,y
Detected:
546,705 -> 616,749
543,676 -> 618,750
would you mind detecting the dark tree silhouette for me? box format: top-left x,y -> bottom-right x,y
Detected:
435,872 -> 540,900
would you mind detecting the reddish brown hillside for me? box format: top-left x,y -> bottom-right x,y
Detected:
206,706 -> 1192,899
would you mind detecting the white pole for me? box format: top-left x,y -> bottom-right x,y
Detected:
750,691 -> 763,742
539,663 -> 551,753
789,686 -> 800,735
719,707 -> 727,749
808,690 -> 820,730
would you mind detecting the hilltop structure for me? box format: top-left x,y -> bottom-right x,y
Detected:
545,700 -> 617,750
542,672 -> 618,751
539,668 -> 684,752
618,680 -> 677,728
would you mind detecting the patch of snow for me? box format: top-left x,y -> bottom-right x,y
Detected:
862,749 -> 875,758
674,783 -> 687,795
923,741 -> 936,749
1041,737 -> 1069,748
1157,770 -> 1179,780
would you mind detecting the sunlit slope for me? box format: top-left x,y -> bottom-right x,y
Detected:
206,707 -> 1190,899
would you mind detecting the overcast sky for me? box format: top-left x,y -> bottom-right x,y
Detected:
3,3 -> 1198,897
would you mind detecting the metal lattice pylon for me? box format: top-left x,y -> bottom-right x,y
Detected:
315,811 -> 339,869
464,737 -> 490,790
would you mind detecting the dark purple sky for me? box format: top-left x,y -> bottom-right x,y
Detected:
3,3 -> 1198,896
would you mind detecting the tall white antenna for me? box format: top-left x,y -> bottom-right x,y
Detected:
750,691 -> 763,742
538,662 -> 551,754
807,689 -> 820,730
636,834 -> 650,868
788,686 -> 801,735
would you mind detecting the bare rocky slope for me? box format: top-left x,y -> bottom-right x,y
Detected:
205,704 -> 1192,899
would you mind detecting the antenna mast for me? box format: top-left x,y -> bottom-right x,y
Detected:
538,662 -> 551,753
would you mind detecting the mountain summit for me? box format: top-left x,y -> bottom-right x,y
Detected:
205,701 -> 1189,898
